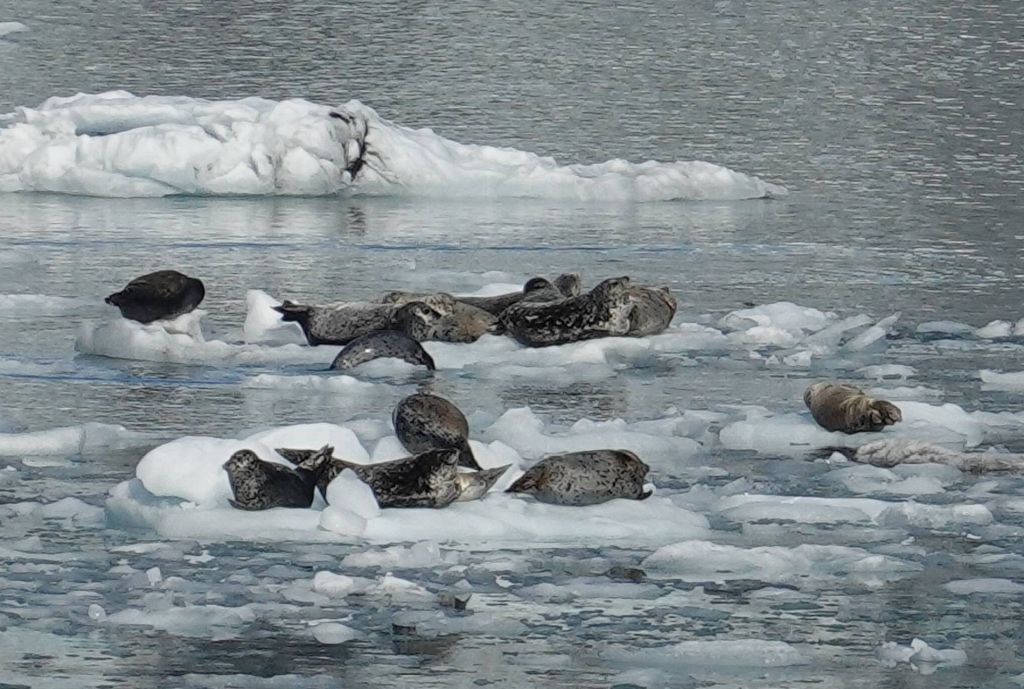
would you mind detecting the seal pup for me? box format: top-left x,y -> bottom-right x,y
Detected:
277,448 -> 510,502
626,285 -> 677,336
498,276 -> 633,347
804,382 -> 902,433
330,330 -> 435,371
506,449 -> 652,506
223,445 -> 331,510
105,270 -> 205,324
393,393 -> 481,469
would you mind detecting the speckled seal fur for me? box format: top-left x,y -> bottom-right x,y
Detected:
393,393 -> 480,469
223,445 -> 331,510
498,276 -> 633,347
506,449 -> 651,506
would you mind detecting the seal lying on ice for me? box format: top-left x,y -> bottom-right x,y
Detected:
277,447 -> 511,508
626,285 -> 677,336
105,270 -> 205,324
393,393 -> 480,469
274,294 -> 453,346
498,276 -> 633,347
329,329 -> 435,371
506,449 -> 652,506
223,445 -> 331,510
804,382 -> 902,433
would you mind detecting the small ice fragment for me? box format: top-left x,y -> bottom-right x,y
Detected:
312,622 -> 357,644
88,604 -> 107,621
146,566 -> 163,586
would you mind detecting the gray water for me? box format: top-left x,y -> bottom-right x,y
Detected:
1,1 -> 1023,687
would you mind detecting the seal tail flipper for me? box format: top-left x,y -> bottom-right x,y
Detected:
458,439 -> 482,470
296,444 -> 334,473
506,470 -> 538,494
637,489 -> 653,501
272,300 -> 311,322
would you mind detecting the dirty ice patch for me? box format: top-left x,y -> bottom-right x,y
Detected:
0,91 -> 786,200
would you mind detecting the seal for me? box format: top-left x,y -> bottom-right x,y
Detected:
803,382 -> 902,433
329,449 -> 462,508
553,272 -> 582,298
393,393 -> 481,469
223,445 -> 331,510
273,300 -> 399,346
105,270 -> 205,324
498,276 -> 633,347
277,447 -> 510,503
274,295 -> 455,346
626,285 -> 677,336
506,449 -> 652,506
329,329 -> 435,371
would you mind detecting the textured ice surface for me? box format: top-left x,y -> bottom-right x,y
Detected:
0,92 -> 787,200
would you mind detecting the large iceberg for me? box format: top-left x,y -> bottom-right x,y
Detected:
0,91 -> 787,200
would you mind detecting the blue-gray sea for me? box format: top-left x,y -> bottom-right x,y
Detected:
0,1 -> 1022,687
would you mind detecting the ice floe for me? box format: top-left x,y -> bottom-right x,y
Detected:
0,91 -> 786,200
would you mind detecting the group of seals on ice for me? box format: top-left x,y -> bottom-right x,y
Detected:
222,392 -> 652,510
274,273 -> 678,361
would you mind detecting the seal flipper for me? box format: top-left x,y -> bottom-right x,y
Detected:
457,438 -> 482,471
637,489 -> 653,500
456,464 -> 512,502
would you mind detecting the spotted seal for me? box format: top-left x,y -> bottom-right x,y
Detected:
552,272 -> 582,298
278,447 -> 509,503
105,270 -> 205,324
626,285 -> 677,336
274,295 -> 453,346
381,274 -> 576,317
498,276 -> 633,347
329,330 -> 435,371
223,445 -> 331,510
804,382 -> 902,433
506,449 -> 652,506
393,393 -> 481,469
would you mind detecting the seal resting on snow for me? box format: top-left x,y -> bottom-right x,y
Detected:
626,285 -> 677,336
105,270 -> 205,324
278,447 -> 510,504
506,449 -> 652,506
803,382 -> 902,433
223,445 -> 331,510
393,393 -> 480,469
329,330 -> 435,371
498,276 -> 633,347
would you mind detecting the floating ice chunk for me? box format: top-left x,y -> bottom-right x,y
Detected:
858,364 -> 915,381
718,411 -> 846,453
943,578 -> 1024,595
311,622 -> 357,644
342,541 -> 449,569
642,540 -> 918,584
877,502 -> 993,528
0,293 -> 102,316
106,603 -> 257,639
247,423 -> 369,461
88,603 -> 106,620
0,22 -> 27,37
0,422 -> 151,456
241,373 -> 374,393
0,92 -> 786,200
715,495 -> 881,523
976,320 -> 1013,339
0,496 -> 104,526
980,369 -> 1024,390
877,639 -> 966,673
614,638 -> 810,668
76,310 -> 328,366
843,313 -> 899,351
866,385 -> 943,402
243,289 -> 306,345
826,464 -> 947,496
718,302 -> 834,335
146,566 -> 163,586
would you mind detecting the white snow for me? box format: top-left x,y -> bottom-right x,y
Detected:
0,91 -> 786,200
